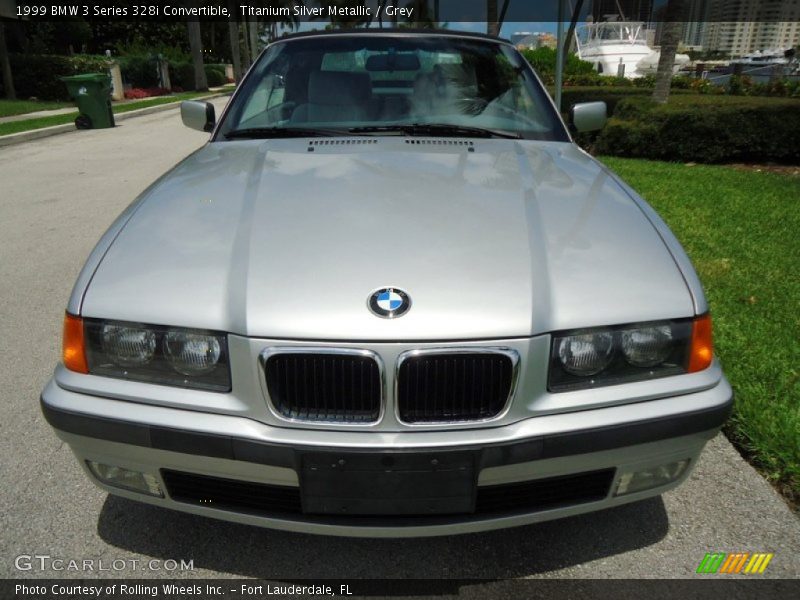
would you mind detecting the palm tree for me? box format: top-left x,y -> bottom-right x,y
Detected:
227,0 -> 242,82
487,0 -> 500,37
248,18 -> 259,62
0,21 -> 15,100
241,21 -> 251,70
652,0 -> 687,104
187,19 -> 208,91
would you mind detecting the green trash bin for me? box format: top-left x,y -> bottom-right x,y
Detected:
61,73 -> 115,129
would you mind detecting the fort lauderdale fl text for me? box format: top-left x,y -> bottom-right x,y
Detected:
16,583 -> 352,597
240,2 -> 415,19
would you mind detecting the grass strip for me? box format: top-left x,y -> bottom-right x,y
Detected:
0,90 -> 230,137
601,157 -> 800,503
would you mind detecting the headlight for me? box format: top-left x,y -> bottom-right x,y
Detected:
164,331 -> 222,375
101,323 -> 156,367
549,318 -> 707,392
556,331 -> 614,376
621,324 -> 673,367
84,319 -> 230,392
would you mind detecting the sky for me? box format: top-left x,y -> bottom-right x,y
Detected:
290,21 -> 561,39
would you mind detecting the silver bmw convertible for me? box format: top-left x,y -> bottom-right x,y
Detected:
41,30 -> 732,537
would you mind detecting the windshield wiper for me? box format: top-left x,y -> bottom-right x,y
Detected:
224,126 -> 346,139
348,123 -> 522,140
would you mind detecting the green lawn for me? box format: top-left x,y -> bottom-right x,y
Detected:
601,157 -> 800,502
0,90 -> 230,137
0,99 -> 71,118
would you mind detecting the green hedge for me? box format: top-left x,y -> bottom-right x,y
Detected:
521,47 -> 594,84
594,95 -> 800,163
0,54 -> 111,101
118,55 -> 160,88
204,64 -> 226,87
118,57 -> 230,90
557,86 -> 696,117
169,62 -> 195,90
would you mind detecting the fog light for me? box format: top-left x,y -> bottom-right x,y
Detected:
87,461 -> 163,497
615,459 -> 690,496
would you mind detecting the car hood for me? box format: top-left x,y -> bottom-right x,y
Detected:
81,138 -> 694,340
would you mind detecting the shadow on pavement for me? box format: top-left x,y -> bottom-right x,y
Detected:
97,495 -> 669,578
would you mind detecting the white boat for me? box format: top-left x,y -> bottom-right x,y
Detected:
575,21 -> 690,79
732,49 -> 792,66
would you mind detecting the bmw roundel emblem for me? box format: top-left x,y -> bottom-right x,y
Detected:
368,287 -> 411,319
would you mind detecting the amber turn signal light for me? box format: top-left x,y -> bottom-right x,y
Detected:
687,313 -> 713,373
63,313 -> 89,374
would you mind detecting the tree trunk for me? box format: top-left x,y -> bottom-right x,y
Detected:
652,1 -> 686,104
487,0 -> 500,37
564,0 -> 586,66
241,21 -> 251,70
0,22 -> 16,100
187,20 -> 208,91
248,18 -> 259,63
227,9 -> 242,82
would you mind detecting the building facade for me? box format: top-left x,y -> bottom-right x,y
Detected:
689,0 -> 800,55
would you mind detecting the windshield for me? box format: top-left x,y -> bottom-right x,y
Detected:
217,34 -> 568,141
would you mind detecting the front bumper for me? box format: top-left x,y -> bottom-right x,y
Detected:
41,376 -> 733,537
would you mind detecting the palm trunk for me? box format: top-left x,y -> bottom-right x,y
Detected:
564,0 -> 586,67
0,22 -> 16,100
187,20 -> 208,91
652,1 -> 686,104
227,2 -> 242,81
241,21 -> 251,70
248,19 -> 259,63
487,0 -> 500,37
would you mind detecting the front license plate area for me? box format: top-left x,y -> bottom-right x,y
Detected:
300,451 -> 476,516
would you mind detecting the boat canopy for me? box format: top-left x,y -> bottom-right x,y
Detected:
576,22 -> 647,47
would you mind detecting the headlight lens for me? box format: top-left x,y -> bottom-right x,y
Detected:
557,332 -> 614,376
549,319 -> 696,392
164,331 -> 222,375
621,324 -> 673,367
101,323 -> 156,367
84,319 -> 230,392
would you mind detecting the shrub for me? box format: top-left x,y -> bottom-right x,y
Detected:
521,47 -> 594,85
118,55 -> 160,88
0,54 -> 111,100
557,86 -> 683,117
204,65 -> 226,87
593,95 -> 800,163
170,61 -> 196,91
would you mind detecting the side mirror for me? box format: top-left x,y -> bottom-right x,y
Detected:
181,101 -> 215,132
570,101 -> 607,133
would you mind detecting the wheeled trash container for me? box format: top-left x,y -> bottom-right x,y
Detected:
61,73 -> 115,129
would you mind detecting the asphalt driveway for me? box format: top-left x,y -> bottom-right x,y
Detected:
1,100 -> 798,580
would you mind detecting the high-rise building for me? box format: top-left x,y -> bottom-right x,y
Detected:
703,0 -> 800,56
682,0 -> 712,48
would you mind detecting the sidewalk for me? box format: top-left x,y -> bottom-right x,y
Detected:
0,107 -> 77,124
0,89 -> 232,147
0,85 -> 233,125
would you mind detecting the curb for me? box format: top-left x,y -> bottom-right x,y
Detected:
0,92 -> 229,148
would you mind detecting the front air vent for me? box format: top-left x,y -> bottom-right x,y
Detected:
264,350 -> 382,424
476,469 -> 615,514
397,350 -> 517,424
163,470 -> 302,515
404,139 -> 474,148
307,139 -> 378,151
162,468 -> 614,519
